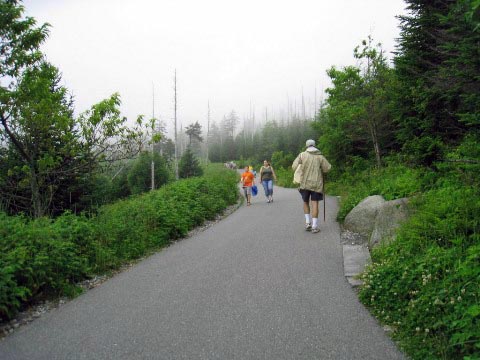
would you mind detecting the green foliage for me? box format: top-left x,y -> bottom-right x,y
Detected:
0,165 -> 238,320
81,171 -> 131,209
0,0 -> 50,78
0,3 -> 148,218
358,185 -> 480,359
127,151 -> 170,195
274,167 -> 296,188
0,212 -> 92,320
271,150 -> 295,170
1,61 -> 79,217
394,0 -> 480,166
314,38 -> 397,170
269,151 -> 297,188
179,147 -> 203,179
185,121 -> 203,144
92,164 -> 236,270
329,161 -> 424,221
439,133 -> 480,187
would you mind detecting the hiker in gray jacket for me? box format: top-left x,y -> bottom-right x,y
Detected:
292,139 -> 332,233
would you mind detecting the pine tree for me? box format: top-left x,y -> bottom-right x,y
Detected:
178,147 -> 203,178
394,0 -> 480,165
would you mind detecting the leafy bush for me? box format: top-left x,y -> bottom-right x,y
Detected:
271,151 -> 295,170
128,151 -> 170,194
329,162 -> 424,220
0,212 -> 92,320
328,159 -> 480,358
236,157 -> 257,169
92,165 -> 237,271
274,166 -> 296,188
358,185 -> 480,359
0,165 -> 238,321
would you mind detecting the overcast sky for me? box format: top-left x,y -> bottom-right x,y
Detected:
23,0 -> 407,136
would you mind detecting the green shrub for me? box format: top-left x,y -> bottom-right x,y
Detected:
275,166 -> 296,188
329,162 -> 424,220
127,151 -> 170,194
92,164 -> 238,272
358,185 -> 480,359
0,165 -> 239,321
271,151 -> 295,170
0,213 -> 92,320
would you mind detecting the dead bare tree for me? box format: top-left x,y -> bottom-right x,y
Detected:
174,70 -> 179,179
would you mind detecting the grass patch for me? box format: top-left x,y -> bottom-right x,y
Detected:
328,162 -> 424,221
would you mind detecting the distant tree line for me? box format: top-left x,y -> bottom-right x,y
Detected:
1,0 -> 479,217
188,0 -> 479,173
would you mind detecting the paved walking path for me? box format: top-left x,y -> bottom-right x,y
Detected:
0,186 -> 405,359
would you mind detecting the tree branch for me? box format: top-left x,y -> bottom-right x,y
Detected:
0,113 -> 32,163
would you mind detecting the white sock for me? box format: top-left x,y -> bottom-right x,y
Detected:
305,214 -> 311,224
312,218 -> 318,228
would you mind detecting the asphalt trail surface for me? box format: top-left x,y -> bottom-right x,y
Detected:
0,186 -> 405,360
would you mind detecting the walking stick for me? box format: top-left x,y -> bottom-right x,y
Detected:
323,173 -> 326,222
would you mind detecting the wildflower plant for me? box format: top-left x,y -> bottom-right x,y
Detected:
358,185 -> 480,359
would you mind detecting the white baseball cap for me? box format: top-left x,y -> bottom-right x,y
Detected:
306,139 -> 315,147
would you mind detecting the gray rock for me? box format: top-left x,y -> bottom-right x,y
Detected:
370,198 -> 410,249
343,195 -> 385,240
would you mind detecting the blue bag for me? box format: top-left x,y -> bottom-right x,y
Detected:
252,185 -> 258,196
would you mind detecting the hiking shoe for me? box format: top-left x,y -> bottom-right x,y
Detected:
311,227 -> 320,234
305,224 -> 312,231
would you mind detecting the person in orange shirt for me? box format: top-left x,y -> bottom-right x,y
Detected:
241,166 -> 255,206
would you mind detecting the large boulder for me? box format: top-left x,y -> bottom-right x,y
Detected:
343,195 -> 385,239
370,198 -> 410,248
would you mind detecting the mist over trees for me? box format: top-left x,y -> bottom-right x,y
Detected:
1,0 -> 479,216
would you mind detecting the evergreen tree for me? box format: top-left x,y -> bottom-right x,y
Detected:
178,147 -> 203,178
394,0 -> 480,165
185,121 -> 203,145
127,151 -> 169,195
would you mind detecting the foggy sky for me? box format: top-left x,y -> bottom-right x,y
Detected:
23,0 -> 406,137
